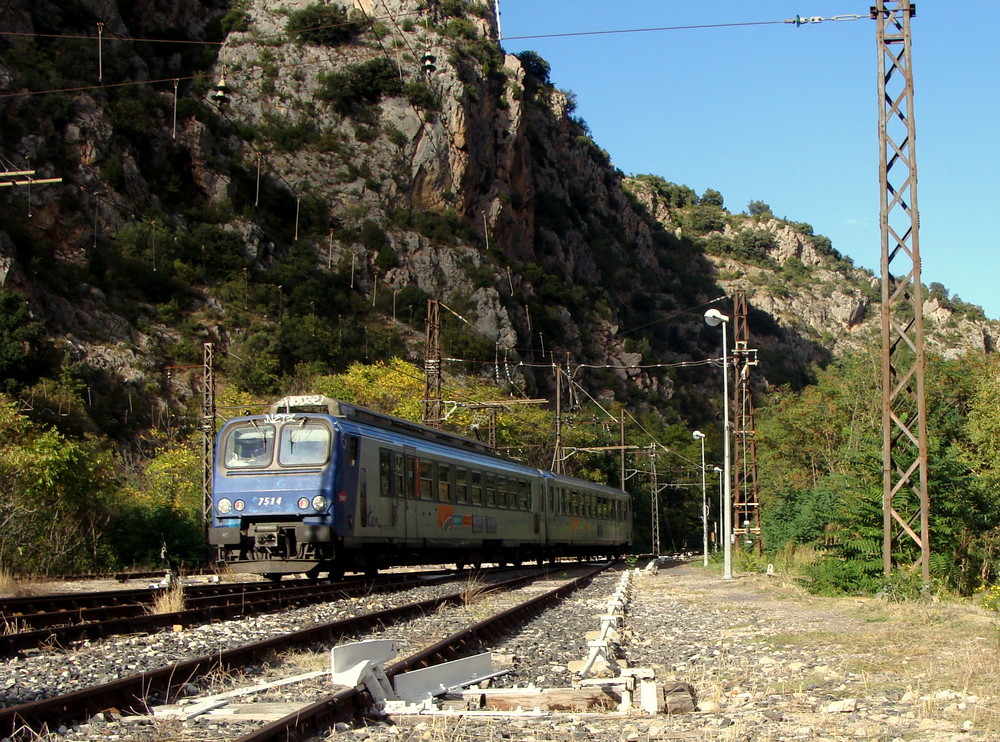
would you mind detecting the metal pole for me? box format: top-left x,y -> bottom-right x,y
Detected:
694,431 -> 708,567
705,308 -> 733,580
721,324 -> 733,580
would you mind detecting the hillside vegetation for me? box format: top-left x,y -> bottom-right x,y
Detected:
0,0 -> 998,593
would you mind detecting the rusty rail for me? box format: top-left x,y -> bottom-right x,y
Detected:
0,566 -> 575,737
232,562 -> 610,742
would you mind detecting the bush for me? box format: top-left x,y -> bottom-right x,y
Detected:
733,228 -> 778,263
221,1 -> 252,33
316,58 -> 403,115
404,80 -> 440,111
286,4 -> 362,46
516,50 -> 550,84
683,205 -> 726,235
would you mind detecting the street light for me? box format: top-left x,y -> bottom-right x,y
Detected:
712,466 -> 723,552
705,308 -> 733,580
693,431 -> 708,567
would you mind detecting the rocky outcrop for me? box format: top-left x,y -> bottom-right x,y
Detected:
0,0 -> 994,419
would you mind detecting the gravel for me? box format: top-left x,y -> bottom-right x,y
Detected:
17,561 -> 998,742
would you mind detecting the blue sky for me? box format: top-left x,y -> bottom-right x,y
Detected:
498,1 -> 1000,319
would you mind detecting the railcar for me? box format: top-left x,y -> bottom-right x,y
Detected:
208,395 -> 632,579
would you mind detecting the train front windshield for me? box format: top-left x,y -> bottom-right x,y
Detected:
221,420 -> 332,470
224,425 -> 275,468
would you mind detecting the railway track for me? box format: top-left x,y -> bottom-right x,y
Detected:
0,571 -> 462,656
0,562 -> 612,739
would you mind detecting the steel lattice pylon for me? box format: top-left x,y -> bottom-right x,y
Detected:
874,1 -> 930,582
730,291 -> 761,553
423,298 -> 443,427
201,342 -> 216,527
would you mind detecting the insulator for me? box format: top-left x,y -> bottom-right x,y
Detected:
422,52 -> 436,74
211,74 -> 229,104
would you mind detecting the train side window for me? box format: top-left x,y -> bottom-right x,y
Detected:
456,468 -> 468,504
419,460 -> 433,500
379,449 -> 392,497
395,453 -> 404,498
496,476 -> 507,508
348,436 -> 359,466
471,471 -> 483,505
437,463 -> 452,502
484,473 -> 496,507
518,480 -> 530,510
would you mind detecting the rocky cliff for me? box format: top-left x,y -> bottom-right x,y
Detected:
0,0 -> 994,436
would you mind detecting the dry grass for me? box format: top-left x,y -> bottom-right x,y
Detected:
149,581 -> 186,615
1,615 -> 28,636
0,568 -> 45,598
460,573 -> 489,607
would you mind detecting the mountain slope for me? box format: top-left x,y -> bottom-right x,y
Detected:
0,0 -> 994,439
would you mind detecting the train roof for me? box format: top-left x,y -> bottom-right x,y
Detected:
269,395 -> 496,456
263,395 -> 629,498
544,470 -> 630,498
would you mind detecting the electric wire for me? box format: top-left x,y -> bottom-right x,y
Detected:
501,19 -> 786,42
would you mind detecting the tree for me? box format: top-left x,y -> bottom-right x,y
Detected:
516,50 -> 551,84
113,440 -> 205,568
757,352 -> 1000,595
286,4 -> 362,46
0,289 -> 47,393
0,399 -> 118,573
700,188 -> 724,208
748,200 -> 772,218
317,58 -> 404,115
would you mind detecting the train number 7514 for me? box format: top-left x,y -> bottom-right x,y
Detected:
257,496 -> 283,506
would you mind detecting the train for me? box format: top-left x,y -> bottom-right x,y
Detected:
208,395 -> 633,578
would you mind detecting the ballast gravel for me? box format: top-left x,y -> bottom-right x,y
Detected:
15,561 -> 997,742
0,578 -> 471,708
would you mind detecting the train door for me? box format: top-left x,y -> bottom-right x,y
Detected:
356,447 -> 396,536
403,446 -> 418,545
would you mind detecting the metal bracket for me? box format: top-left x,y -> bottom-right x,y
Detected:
331,640 -> 499,711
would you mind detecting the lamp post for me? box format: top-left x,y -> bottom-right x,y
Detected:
713,466 -> 723,551
693,431 -> 708,567
705,308 -> 733,580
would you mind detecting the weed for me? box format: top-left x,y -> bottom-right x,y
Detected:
461,574 -> 489,606
149,581 -> 186,615
0,569 -> 43,598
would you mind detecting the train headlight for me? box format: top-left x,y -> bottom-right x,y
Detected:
234,499 -> 245,511
217,498 -> 232,515
312,495 -> 328,511
298,497 -> 309,509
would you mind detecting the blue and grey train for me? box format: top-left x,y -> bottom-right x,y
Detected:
208,395 -> 633,579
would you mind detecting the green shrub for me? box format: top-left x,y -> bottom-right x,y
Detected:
443,17 -> 477,39
404,80 -> 440,110
683,205 -> 726,235
316,58 -> 403,115
733,228 -> 778,262
222,1 -> 252,33
286,4 -> 362,45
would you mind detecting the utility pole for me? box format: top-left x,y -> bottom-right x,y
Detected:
201,343 -> 216,529
552,364 -> 563,474
874,0 -> 930,585
649,446 -> 660,558
619,408 -> 626,490
731,290 -> 761,554
422,298 -> 442,427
